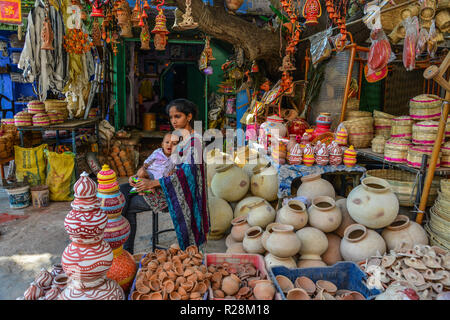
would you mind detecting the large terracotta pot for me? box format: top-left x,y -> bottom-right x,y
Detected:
347,177 -> 399,229
287,118 -> 309,138
296,174 -> 336,203
251,163 -> 279,202
334,198 -> 356,238
296,227 -> 328,261
276,200 -> 308,230
230,216 -> 251,242
381,215 -> 429,251
243,226 -> 265,254
208,196 -> 234,240
236,198 -> 276,228
211,164 -> 249,202
264,253 -> 297,269
321,233 -> 343,266
308,196 -> 342,233
340,224 -> 386,263
265,224 -> 301,258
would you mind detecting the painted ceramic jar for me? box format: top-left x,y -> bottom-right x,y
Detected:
241,198 -> 276,229
287,118 -> 309,138
265,224 -> 301,258
106,247 -> 137,292
287,143 -> 302,165
276,200 -> 308,230
296,227 -> 328,261
259,115 -> 287,151
301,129 -> 314,146
328,141 -> 343,166
208,196 -> 234,240
308,196 -> 342,233
251,163 -> 278,202
264,253 -> 297,269
287,134 -> 298,156
321,233 -> 343,266
302,144 -> 315,166
346,176 -> 399,229
60,277 -> 125,300
340,224 -> 386,263
230,216 -> 252,242
243,226 -> 266,254
381,215 -> 429,251
343,145 -> 357,167
315,143 -> 329,166
335,125 -> 348,146
296,173 -> 336,203
211,164 -> 249,202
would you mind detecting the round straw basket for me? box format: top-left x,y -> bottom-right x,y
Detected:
373,110 -> 396,119
391,116 -> 413,139
446,116 -> 450,138
441,179 -> 450,198
425,223 -> 450,250
44,99 -> 69,120
440,141 -> 450,167
371,135 -> 386,153
412,120 -> 440,145
407,145 -> 441,168
436,9 -> 450,30
14,111 -> 32,126
1,118 -> 15,126
345,110 -> 372,121
384,138 -> 412,163
374,117 -> 393,139
27,101 -> 45,115
366,168 -> 440,207
32,113 -> 50,127
428,208 -> 450,242
47,111 -> 61,125
343,117 -> 374,148
409,94 -> 442,120
346,98 -> 360,111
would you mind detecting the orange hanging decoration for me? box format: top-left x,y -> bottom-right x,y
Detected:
151,1 -> 169,51
302,0 -> 322,25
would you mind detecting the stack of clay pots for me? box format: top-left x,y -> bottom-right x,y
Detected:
130,245 -> 209,300
19,264 -> 68,300
275,275 -> 366,300
360,244 -> 450,300
207,261 -> 276,300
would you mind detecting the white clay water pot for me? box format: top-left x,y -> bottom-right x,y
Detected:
206,150 -> 234,187
235,148 -> 269,178
321,233 -> 343,266
340,224 -> 386,263
236,198 -> 276,229
211,164 -> 249,202
346,177 -> 399,229
207,196 -> 234,240
265,223 -> 301,258
381,215 -> 428,251
276,200 -> 308,230
308,196 -> 342,233
264,253 -> 297,269
234,195 -> 270,217
251,163 -> 279,202
334,198 -> 356,238
261,222 -> 284,251
243,226 -> 265,254
296,227 -> 328,261
296,173 -> 336,203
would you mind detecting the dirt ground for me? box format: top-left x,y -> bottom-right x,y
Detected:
0,176 -> 226,300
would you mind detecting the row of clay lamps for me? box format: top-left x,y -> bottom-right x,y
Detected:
131,244 -> 209,300
275,275 -> 366,300
209,262 -> 276,300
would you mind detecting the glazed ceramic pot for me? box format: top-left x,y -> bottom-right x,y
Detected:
253,280 -> 275,300
261,222 -> 283,251
259,114 -> 288,151
276,200 -> 308,230
381,215 -> 429,251
230,216 -> 252,242
265,224 -> 301,258
264,253 -> 297,269
334,198 -> 357,238
296,174 -> 336,203
296,227 -> 328,261
243,226 -> 265,254
308,196 -> 342,233
321,233 -> 343,266
340,224 -> 387,263
347,177 -> 399,229
208,196 -> 234,240
211,164 -> 249,202
287,118 -> 309,138
287,134 -> 298,155
237,197 -> 276,229
251,163 -> 279,202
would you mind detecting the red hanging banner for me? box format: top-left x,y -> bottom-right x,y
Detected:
0,0 -> 22,25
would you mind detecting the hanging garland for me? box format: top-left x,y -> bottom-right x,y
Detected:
325,0 -> 350,49
151,0 -> 170,51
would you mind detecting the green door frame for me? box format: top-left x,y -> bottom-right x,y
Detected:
113,38 -> 208,130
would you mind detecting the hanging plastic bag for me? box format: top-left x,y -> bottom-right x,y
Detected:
310,28 -> 332,65
367,28 -> 392,76
427,20 -> 438,58
416,27 -> 429,57
45,151 -> 76,201
14,144 -> 48,187
403,16 -> 419,71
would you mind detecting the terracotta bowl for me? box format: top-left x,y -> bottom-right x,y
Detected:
316,280 -> 338,295
286,288 -> 311,300
275,275 -> 294,293
295,276 -> 316,295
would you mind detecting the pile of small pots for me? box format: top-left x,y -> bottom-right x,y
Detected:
130,245 -> 210,300
19,264 -> 68,300
275,275 -> 366,300
208,262 -> 276,300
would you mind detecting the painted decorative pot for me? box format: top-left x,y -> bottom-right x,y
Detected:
240,198 -> 276,229
103,214 -> 131,249
259,115 -> 287,151
97,191 -> 126,216
265,224 -> 301,258
315,143 -> 329,166
60,277 -> 125,300
106,247 -> 137,292
264,253 -> 297,269
230,216 -> 252,242
296,227 -> 328,261
251,163 -> 279,202
208,196 -> 234,240
381,215 -> 429,251
308,196 -> 342,233
296,173 -> 336,203
211,164 -> 249,202
64,208 -> 108,244
321,233 -> 343,266
243,226 -> 265,254
287,118 -> 309,138
340,224 -> 386,263
346,177 -> 399,229
225,0 -> 244,12
276,200 -> 308,230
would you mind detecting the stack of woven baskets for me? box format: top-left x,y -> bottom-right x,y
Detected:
44,99 -> 69,121
0,122 -> 18,159
14,111 -> 32,126
343,111 -> 374,148
426,179 -> 450,250
371,110 -> 396,153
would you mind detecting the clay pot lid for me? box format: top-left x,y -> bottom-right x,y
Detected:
316,280 -> 338,295
275,275 -> 294,293
343,224 -> 368,243
387,215 -> 410,231
245,226 -> 263,239
286,288 -> 311,300
312,196 -> 336,210
294,276 -> 316,295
